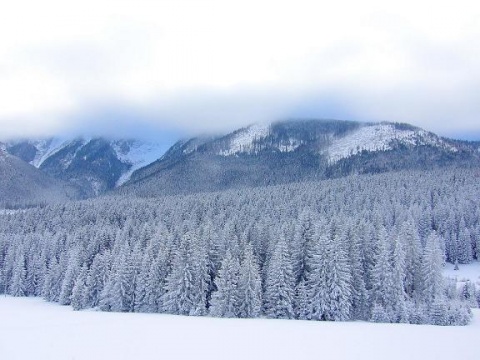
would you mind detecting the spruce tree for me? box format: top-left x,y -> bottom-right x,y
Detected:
143,244 -> 169,313
346,223 -> 369,320
10,247 -> 26,297
419,231 -> 445,304
327,231 -> 352,321
71,265 -> 88,311
294,278 -> 309,320
370,226 -> 395,319
236,243 -> 262,318
457,227 -> 473,264
59,250 -> 81,305
305,232 -> 330,321
263,235 -> 296,319
400,218 -> 422,297
210,251 -> 240,318
162,231 -> 208,316
391,233 -> 407,320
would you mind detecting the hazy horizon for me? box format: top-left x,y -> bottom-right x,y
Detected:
1,117 -> 480,143
1,1 -> 479,141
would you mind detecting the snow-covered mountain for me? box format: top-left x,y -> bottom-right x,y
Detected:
211,121 -> 460,162
3,119 -> 480,200
0,141 -> 80,206
110,140 -> 171,186
323,123 -> 459,163
121,119 -> 480,196
6,137 -> 169,196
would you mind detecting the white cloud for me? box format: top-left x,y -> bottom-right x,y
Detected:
1,0 -> 480,139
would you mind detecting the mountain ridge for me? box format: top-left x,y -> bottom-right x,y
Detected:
6,137 -> 169,197
3,119 -> 480,203
121,119 -> 480,196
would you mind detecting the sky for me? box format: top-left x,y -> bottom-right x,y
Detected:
1,0 -> 480,141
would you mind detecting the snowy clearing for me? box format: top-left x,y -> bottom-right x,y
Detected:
444,261 -> 480,287
0,297 -> 478,360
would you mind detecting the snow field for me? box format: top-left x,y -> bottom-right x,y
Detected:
444,261 -> 480,287
0,296 -> 479,360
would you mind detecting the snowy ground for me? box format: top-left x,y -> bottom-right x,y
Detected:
444,261 -> 480,287
0,296 -> 478,360
0,263 -> 478,360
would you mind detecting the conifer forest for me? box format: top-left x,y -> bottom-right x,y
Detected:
1,167 -> 479,326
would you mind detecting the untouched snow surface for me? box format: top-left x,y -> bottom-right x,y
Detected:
0,297 -> 478,360
444,261 -> 480,287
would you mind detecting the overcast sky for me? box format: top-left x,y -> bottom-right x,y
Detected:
1,0 -> 480,140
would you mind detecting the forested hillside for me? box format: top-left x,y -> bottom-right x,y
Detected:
1,168 -> 479,325
122,120 -> 480,196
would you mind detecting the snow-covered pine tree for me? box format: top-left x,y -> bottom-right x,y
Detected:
10,245 -> 26,297
474,225 -> 480,260
41,257 -> 63,302
419,231 -> 445,304
59,249 -> 81,305
457,226 -> 473,264
263,234 -> 295,319
294,278 -> 309,320
400,218 -> 422,298
101,244 -> 136,312
370,226 -> 395,321
209,250 -> 240,318
85,251 -> 111,308
71,264 -> 88,311
142,243 -> 169,313
236,243 -> 262,318
391,232 -> 408,321
25,249 -> 45,297
326,229 -> 352,321
292,210 -> 316,284
162,231 -> 208,316
346,222 -> 369,320
429,298 -> 448,325
305,230 -> 330,321
460,281 -> 477,308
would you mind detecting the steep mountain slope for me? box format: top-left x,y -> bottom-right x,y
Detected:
120,119 -> 480,196
0,143 -> 80,207
7,138 -> 168,197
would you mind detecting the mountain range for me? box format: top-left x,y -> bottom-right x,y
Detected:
2,119 -> 480,205
5,138 -> 168,198
119,120 -> 480,196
